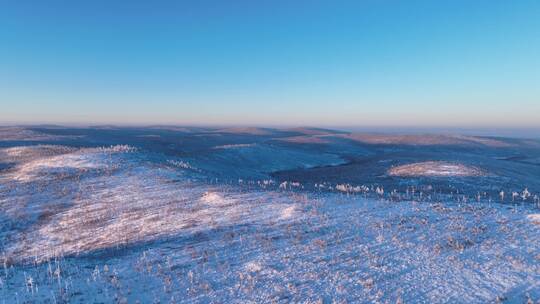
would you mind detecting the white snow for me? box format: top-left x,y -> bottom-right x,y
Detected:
1,144 -> 539,303
1,146 -> 301,264
388,161 -> 485,177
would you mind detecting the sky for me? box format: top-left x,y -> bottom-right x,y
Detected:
1,0 -> 539,128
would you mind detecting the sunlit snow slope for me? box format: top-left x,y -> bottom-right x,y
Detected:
0,126 -> 539,303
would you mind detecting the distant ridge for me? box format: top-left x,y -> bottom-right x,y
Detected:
282,127 -> 349,136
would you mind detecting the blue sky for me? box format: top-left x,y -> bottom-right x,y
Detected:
1,0 -> 539,127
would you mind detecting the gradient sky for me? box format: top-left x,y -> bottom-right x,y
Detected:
1,0 -> 539,127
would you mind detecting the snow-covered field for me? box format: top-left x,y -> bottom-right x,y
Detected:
1,127 -> 539,303
388,161 -> 485,177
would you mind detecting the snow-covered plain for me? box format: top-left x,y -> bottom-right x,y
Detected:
1,127 -> 539,303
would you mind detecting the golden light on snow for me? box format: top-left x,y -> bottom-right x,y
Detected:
1,145 -> 301,263
527,214 -> 540,225
388,161 -> 485,177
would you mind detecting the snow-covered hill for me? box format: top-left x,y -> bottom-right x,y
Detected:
1,127 -> 539,303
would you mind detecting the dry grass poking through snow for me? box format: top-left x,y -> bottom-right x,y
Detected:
1,143 -> 540,303
388,161 -> 486,177
0,145 -> 301,263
